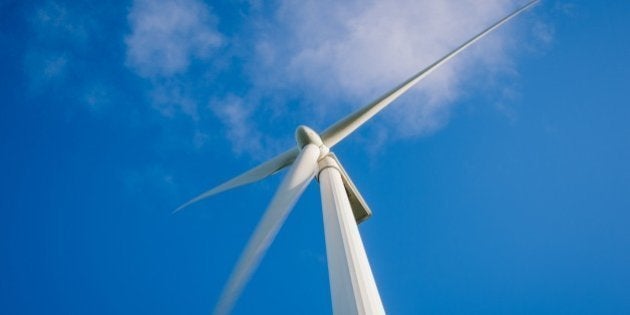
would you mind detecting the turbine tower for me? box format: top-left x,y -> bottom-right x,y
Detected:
175,1 -> 539,314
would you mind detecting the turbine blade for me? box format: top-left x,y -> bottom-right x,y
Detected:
320,0 -> 539,148
173,148 -> 299,213
212,144 -> 321,315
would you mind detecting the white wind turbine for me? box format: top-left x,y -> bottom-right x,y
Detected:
175,1 -> 539,314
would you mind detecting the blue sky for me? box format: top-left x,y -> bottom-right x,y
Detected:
1,0 -> 629,314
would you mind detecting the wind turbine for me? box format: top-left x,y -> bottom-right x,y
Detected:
175,1 -> 539,314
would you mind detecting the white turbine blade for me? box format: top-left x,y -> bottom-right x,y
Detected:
213,144 -> 321,315
173,148 -> 299,213
321,0 -> 539,148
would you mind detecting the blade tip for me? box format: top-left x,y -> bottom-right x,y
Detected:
172,197 -> 202,214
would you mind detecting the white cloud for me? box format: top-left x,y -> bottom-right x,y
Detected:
25,1 -> 90,92
124,0 -> 225,124
240,0 -> 545,140
149,81 -> 200,119
210,95 -> 265,156
125,0 -> 223,78
32,1 -> 90,44
118,0 -> 547,156
24,51 -> 68,83
532,20 -> 554,46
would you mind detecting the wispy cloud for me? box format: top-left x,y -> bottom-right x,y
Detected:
20,1 -> 547,158
32,1 -> 90,44
23,50 -> 68,88
119,0 -> 547,156
124,0 -> 224,123
210,95 -> 266,156
24,1 -> 121,114
125,0 -> 223,78
238,0 -> 548,141
221,0 -> 552,149
149,80 -> 200,119
82,82 -> 116,114
531,19 -> 554,46
25,1 -> 89,92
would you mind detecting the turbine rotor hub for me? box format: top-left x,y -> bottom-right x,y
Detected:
295,125 -> 323,149
295,125 -> 329,158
